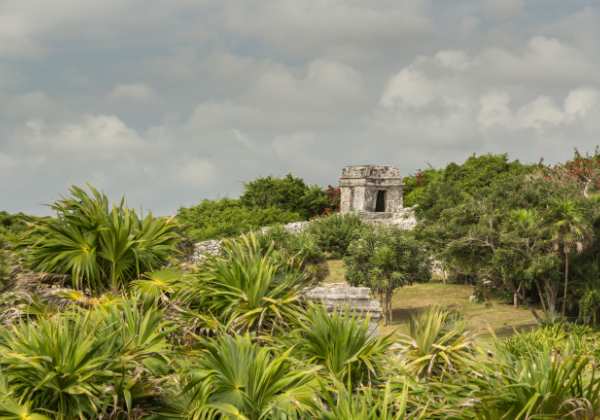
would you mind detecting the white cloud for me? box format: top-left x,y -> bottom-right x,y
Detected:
516,96 -> 565,131
380,69 -> 435,109
564,88 -> 600,119
19,115 -> 145,158
478,91 -> 513,129
177,158 -> 217,186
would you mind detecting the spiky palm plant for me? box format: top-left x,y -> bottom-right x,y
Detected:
26,185 -> 178,293
397,307 -> 476,379
178,234 -> 305,334
293,305 -> 393,387
477,348 -> 600,419
131,269 -> 183,305
177,334 -> 319,419
320,381 -> 410,420
0,375 -> 50,420
0,299 -> 171,419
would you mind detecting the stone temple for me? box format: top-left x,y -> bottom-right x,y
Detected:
339,165 -> 416,229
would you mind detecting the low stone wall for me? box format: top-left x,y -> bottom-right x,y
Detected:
304,282 -> 382,333
358,206 -> 417,230
191,221 -> 311,264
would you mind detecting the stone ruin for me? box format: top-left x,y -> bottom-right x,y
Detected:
339,165 -> 417,229
191,221 -> 311,264
189,165 -> 417,333
304,283 -> 382,333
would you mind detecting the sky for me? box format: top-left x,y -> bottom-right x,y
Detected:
1,0 -> 600,215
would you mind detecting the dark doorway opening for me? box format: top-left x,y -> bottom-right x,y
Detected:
375,190 -> 386,212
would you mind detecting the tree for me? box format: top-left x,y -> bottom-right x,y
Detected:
345,228 -> 430,324
241,174 -> 330,218
548,198 -> 591,316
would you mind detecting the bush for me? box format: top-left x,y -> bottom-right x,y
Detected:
293,305 -> 393,387
176,198 -> 301,242
177,234 -> 306,334
0,300 -> 170,419
241,174 -> 330,218
256,226 -> 328,283
174,334 -> 318,419
397,307 -> 476,379
26,185 -> 178,293
307,214 -> 366,258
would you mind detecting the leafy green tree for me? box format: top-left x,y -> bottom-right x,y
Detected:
241,174 -> 330,218
26,185 -> 178,293
547,198 -> 592,316
345,228 -> 430,324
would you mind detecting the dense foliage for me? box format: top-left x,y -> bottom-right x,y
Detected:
241,174 -> 333,218
176,198 -> 301,242
177,174 -> 338,243
407,152 -> 600,323
307,213 -> 366,258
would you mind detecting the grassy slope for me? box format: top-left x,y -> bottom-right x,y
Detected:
323,260 -> 537,339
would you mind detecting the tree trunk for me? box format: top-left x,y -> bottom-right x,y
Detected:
561,252 -> 570,317
379,292 -> 387,325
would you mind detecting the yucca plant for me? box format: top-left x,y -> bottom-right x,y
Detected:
176,334 -> 319,419
0,312 -> 120,419
0,299 -> 171,419
477,349 -> 600,419
293,305 -> 393,387
178,234 -> 305,334
0,375 -> 50,420
26,185 -> 178,294
320,381 -> 410,420
397,307 -> 476,379
131,269 -> 183,305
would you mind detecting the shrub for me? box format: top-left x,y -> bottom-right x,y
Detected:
175,334 -> 318,419
241,174 -> 330,218
477,345 -> 600,419
293,305 -> 393,386
26,185 -> 178,293
320,382 -> 408,420
308,214 -> 366,258
176,198 -> 301,242
177,234 -> 306,334
256,226 -> 328,283
397,307 -> 476,379
0,299 -> 170,419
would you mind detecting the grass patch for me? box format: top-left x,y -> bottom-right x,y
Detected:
322,259 -> 347,284
322,260 -> 538,339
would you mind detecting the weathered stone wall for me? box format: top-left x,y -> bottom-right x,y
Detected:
191,220 -> 311,264
359,206 -> 418,230
304,282 -> 382,333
